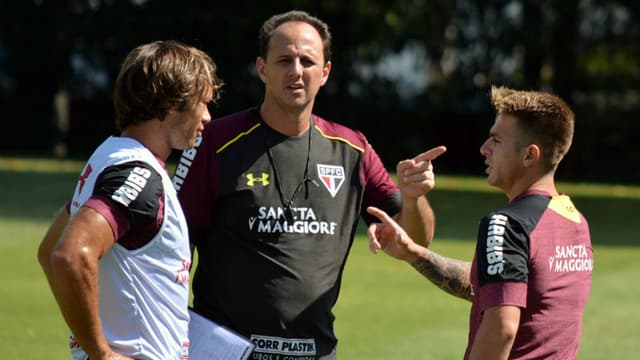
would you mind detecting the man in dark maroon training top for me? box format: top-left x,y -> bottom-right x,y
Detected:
367,86 -> 593,360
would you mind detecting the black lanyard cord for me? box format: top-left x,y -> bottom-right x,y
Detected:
265,119 -> 317,220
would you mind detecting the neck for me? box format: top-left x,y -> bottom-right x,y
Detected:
259,101 -> 313,136
506,172 -> 558,202
120,121 -> 170,161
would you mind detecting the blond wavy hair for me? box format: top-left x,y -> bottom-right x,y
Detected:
114,40 -> 224,130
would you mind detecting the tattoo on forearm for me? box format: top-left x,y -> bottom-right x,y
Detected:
410,250 -> 473,301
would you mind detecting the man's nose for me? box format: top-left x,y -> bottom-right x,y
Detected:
290,59 -> 303,78
203,107 -> 212,124
480,140 -> 489,155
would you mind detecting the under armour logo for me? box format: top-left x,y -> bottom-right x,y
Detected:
247,173 -> 270,186
78,164 -> 93,194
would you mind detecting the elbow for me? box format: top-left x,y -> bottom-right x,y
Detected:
485,306 -> 521,345
37,245 -> 50,269
37,242 -> 56,270
49,249 -> 74,274
492,311 -> 519,342
494,316 -> 520,346
470,306 -> 521,360
49,248 -> 91,278
424,229 -> 434,248
500,322 -> 519,343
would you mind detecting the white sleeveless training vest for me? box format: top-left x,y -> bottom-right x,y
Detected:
69,136 -> 190,360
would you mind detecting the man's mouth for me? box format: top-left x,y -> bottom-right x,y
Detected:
287,83 -> 304,90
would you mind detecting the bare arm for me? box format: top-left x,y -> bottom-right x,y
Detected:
468,305 -> 521,360
393,146 -> 446,247
46,206 -> 132,360
368,205 -> 473,301
395,196 -> 434,246
38,206 -> 70,288
410,248 -> 473,301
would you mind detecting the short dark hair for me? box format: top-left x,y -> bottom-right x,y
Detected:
113,40 -> 223,130
491,86 -> 575,169
258,10 -> 332,63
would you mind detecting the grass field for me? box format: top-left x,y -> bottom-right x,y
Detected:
0,157 -> 638,358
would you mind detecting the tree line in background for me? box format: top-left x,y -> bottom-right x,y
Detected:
1,0 -> 639,183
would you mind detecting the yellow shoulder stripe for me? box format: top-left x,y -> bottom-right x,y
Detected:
315,125 -> 365,153
548,196 -> 581,223
216,123 -> 262,154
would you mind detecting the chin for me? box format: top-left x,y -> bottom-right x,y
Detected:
187,135 -> 199,147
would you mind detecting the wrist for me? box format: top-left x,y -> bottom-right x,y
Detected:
89,344 -> 112,360
401,192 -> 421,202
400,194 -> 425,213
404,243 -> 426,263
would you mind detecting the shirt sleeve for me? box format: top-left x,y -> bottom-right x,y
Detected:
87,161 -> 164,242
475,212 -> 530,309
360,137 -> 401,224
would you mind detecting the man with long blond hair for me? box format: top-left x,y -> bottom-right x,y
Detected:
38,40 -> 223,359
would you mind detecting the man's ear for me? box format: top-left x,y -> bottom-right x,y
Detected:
523,144 -> 541,167
320,61 -> 332,86
256,56 -> 266,83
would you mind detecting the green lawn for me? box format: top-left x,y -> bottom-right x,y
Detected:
1,157 -> 638,358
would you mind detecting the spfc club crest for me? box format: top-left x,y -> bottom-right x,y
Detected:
317,164 -> 345,198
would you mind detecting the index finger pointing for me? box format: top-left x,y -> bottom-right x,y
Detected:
413,146 -> 447,162
366,206 -> 394,225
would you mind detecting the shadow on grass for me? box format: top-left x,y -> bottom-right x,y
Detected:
2,169 -> 637,247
